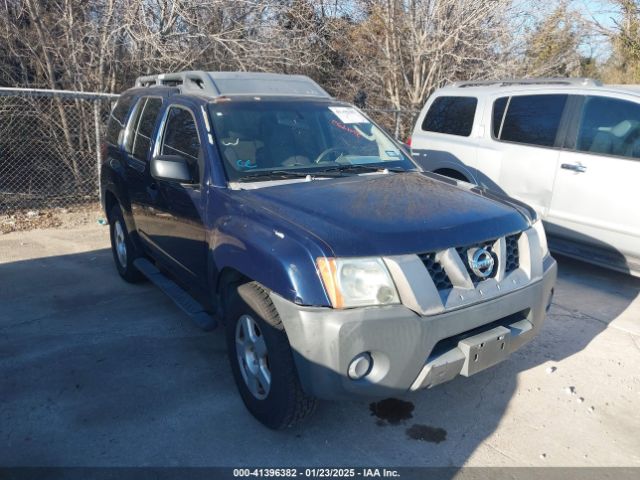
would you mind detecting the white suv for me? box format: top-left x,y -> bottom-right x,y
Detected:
410,78 -> 640,276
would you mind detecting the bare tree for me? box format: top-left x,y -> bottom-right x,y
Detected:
597,0 -> 640,83
0,0 -> 338,181
0,0 -> 589,142
319,0 -> 524,137
520,2 -> 588,78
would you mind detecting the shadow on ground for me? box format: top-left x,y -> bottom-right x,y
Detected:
0,248 -> 638,468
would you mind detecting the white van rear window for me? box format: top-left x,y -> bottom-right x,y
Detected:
422,96 -> 477,137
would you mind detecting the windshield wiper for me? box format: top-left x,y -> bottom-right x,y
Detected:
237,170 -> 344,182
315,164 -> 408,175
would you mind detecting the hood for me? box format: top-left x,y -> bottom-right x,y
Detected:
238,172 -> 530,257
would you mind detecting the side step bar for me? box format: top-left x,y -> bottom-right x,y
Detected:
133,258 -> 218,331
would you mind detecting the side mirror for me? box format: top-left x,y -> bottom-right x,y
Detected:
150,154 -> 195,184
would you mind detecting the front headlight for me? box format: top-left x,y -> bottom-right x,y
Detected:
317,257 -> 400,308
532,219 -> 549,258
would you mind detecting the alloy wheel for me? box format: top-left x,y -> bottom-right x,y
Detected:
235,314 -> 271,400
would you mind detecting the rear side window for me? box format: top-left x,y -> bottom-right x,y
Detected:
106,95 -> 135,145
576,96 -> 640,159
499,94 -> 568,147
124,98 -> 145,153
132,98 -> 163,161
422,96 -> 477,137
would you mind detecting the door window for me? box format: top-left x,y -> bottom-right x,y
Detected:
499,94 -> 568,147
132,98 -> 163,161
575,96 -> 640,159
492,97 -> 509,138
160,106 -> 202,179
106,94 -> 135,145
422,96 -> 477,137
123,98 -> 145,153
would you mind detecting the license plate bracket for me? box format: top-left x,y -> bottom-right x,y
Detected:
458,325 -> 511,377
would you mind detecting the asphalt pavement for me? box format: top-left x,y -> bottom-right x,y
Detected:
1,223 -> 639,467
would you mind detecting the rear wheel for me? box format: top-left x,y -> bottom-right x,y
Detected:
108,205 -> 145,283
224,281 -> 317,429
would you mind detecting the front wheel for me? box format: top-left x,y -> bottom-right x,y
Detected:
224,281 -> 318,429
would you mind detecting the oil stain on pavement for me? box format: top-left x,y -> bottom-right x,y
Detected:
369,398 -> 414,425
406,424 -> 447,444
370,398 -> 447,443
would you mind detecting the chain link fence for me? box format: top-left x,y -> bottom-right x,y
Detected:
0,88 -> 118,214
0,87 -> 416,216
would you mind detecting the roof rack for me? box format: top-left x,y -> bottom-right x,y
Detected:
449,78 -> 603,88
134,70 -> 331,99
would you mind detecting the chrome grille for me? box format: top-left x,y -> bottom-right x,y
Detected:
456,240 -> 496,284
419,253 -> 453,290
420,233 -> 523,291
505,233 -> 521,273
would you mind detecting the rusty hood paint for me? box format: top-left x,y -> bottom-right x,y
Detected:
238,172 -> 531,257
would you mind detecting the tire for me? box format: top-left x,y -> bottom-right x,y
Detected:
108,205 -> 145,283
224,281 -> 318,429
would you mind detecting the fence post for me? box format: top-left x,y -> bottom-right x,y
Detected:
93,100 -> 102,205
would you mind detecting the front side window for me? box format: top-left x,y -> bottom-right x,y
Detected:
421,96 -> 477,137
160,106 -> 202,181
209,101 -> 416,181
576,96 -> 640,159
161,107 -> 201,161
132,98 -> 163,161
499,94 -> 568,147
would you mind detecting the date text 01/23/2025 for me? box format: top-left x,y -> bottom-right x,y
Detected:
233,468 -> 401,478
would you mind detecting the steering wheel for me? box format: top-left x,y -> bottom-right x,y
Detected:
314,147 -> 347,164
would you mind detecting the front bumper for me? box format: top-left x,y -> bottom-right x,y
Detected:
271,255 -> 557,400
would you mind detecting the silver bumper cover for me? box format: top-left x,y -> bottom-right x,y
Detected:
271,255 -> 557,400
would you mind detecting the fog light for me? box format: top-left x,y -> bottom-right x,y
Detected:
348,352 -> 373,380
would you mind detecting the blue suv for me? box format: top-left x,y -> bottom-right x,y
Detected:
100,71 -> 557,429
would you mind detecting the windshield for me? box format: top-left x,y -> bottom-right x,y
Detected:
208,100 -> 417,181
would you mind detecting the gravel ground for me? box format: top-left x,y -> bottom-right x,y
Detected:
0,216 -> 639,468
0,203 -> 104,235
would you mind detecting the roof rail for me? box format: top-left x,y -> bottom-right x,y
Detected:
134,71 -> 331,98
449,78 -> 603,88
135,70 -> 220,92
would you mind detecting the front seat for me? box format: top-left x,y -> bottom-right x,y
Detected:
257,115 -> 298,167
589,131 -> 613,155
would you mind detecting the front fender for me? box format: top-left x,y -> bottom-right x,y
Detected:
212,215 -> 332,307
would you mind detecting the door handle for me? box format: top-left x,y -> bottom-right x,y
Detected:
561,163 -> 587,173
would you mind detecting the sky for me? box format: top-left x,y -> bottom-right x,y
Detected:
573,0 -> 620,58
511,0 -> 619,59
577,0 -> 619,27
536,0 -> 620,61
